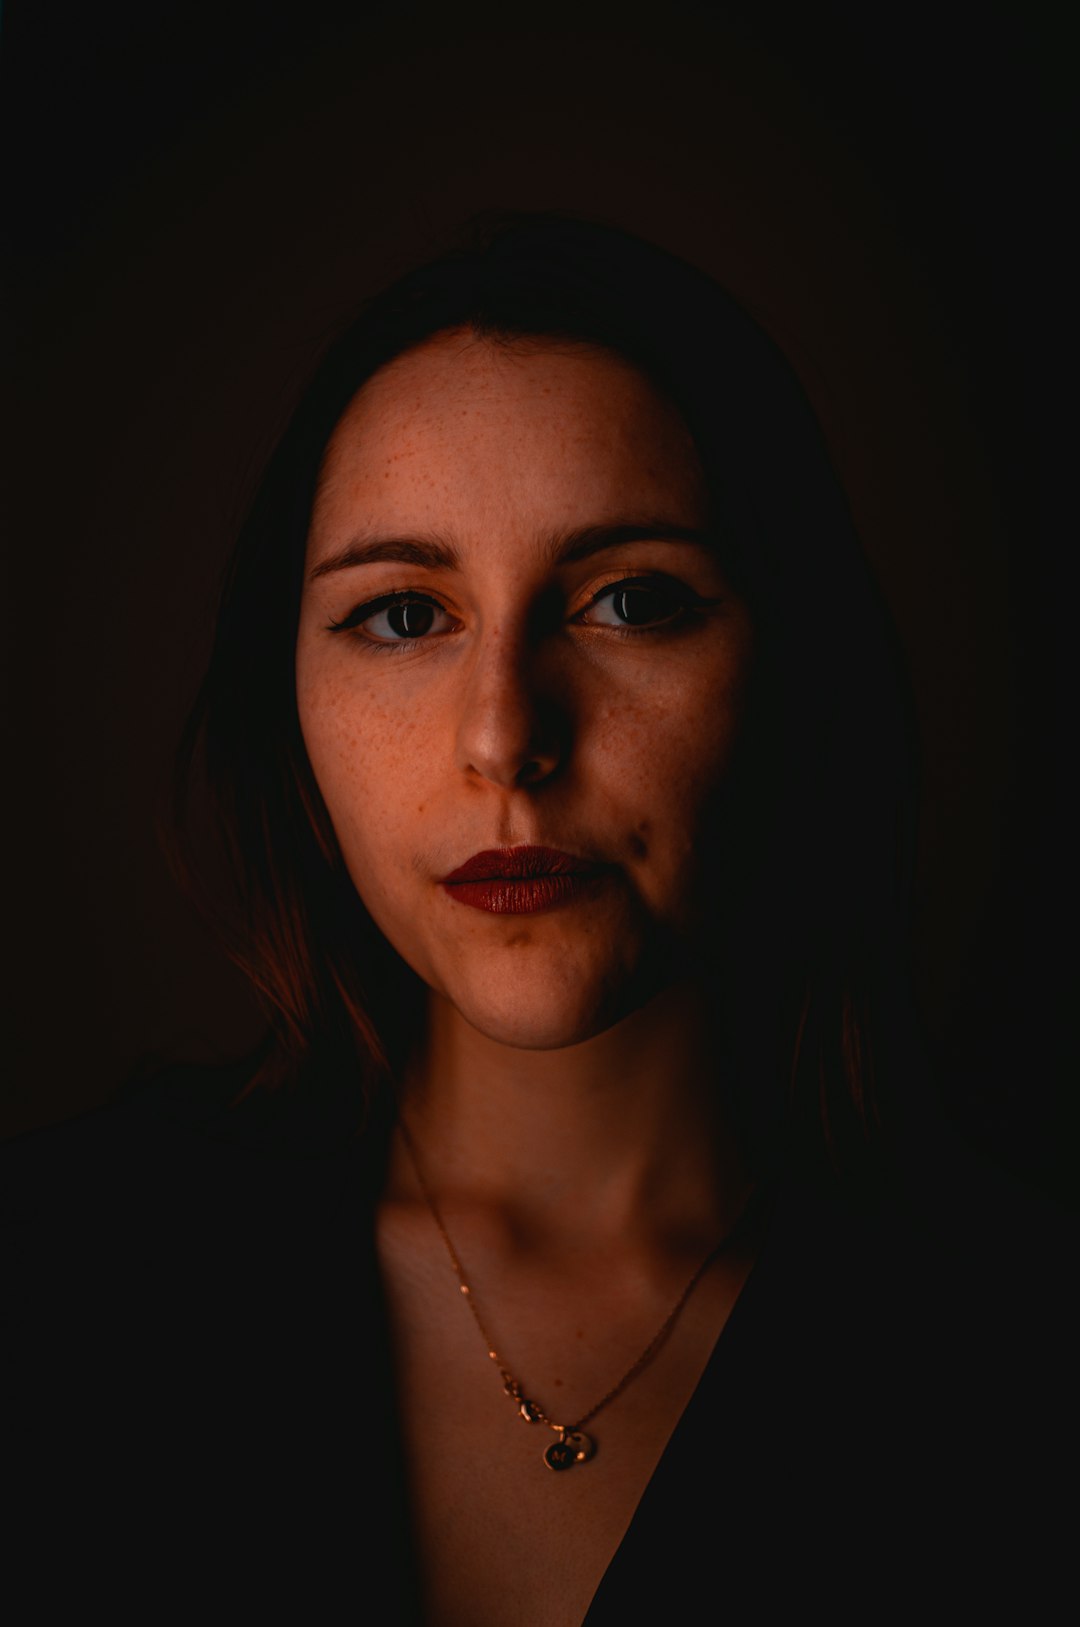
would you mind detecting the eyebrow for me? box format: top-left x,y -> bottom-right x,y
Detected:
307,519 -> 716,581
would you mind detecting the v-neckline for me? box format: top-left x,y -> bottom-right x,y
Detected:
341,1118 -> 785,1627
578,1227 -> 774,1623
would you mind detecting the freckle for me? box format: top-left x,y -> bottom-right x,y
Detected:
575,1330 -> 584,1340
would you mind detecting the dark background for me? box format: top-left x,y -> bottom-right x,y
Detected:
2,3 -> 1075,1203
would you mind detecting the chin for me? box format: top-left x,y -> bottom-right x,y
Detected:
461,1006 -> 617,1052
436,955 -> 663,1053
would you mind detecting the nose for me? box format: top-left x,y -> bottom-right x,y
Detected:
456,623 -> 567,789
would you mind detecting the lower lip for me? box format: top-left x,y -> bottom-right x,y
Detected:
442,872 -> 604,914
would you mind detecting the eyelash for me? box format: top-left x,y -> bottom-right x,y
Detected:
325,576 -> 706,652
327,590 -> 454,653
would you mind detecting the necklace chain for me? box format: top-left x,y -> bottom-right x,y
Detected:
396,1114 -> 749,1471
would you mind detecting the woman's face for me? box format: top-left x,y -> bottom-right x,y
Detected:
296,330 -> 753,1049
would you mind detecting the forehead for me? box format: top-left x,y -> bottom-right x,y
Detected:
309,330 -> 707,545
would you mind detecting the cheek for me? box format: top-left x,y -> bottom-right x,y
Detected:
595,651 -> 750,890
607,660 -> 746,802
297,663 -> 435,861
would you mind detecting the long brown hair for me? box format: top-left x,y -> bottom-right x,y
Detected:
171,211 -> 920,1172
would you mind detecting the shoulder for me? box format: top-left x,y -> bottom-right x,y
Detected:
757,1135 -> 1076,1446
2,1052 -> 376,1214
3,1060 -> 415,1619
750,1149 -> 1075,1606
3,1049 -> 394,1410
2,1054 -> 387,1352
886,1127 -> 1077,1350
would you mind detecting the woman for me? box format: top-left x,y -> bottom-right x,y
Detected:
6,214 -> 1051,1620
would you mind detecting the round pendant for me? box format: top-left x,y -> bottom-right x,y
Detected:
561,1429 -> 596,1463
544,1438 -> 579,1471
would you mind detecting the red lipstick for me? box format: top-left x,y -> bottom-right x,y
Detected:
441,847 -> 606,914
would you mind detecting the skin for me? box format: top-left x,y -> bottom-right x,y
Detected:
297,329 -> 753,1054
295,330 -> 759,1626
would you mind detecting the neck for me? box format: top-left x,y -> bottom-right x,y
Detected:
392,980 -> 750,1250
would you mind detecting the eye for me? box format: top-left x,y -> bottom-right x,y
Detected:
581,577 -> 696,629
328,592 -> 455,645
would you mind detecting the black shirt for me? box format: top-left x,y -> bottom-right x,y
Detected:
3,1064 -> 1068,1621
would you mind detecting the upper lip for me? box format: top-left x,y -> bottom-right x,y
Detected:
442,846 -> 600,883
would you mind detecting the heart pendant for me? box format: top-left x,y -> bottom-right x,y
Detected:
561,1429 -> 596,1463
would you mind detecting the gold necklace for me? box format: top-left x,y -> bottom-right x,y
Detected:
397,1115 -> 751,1473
